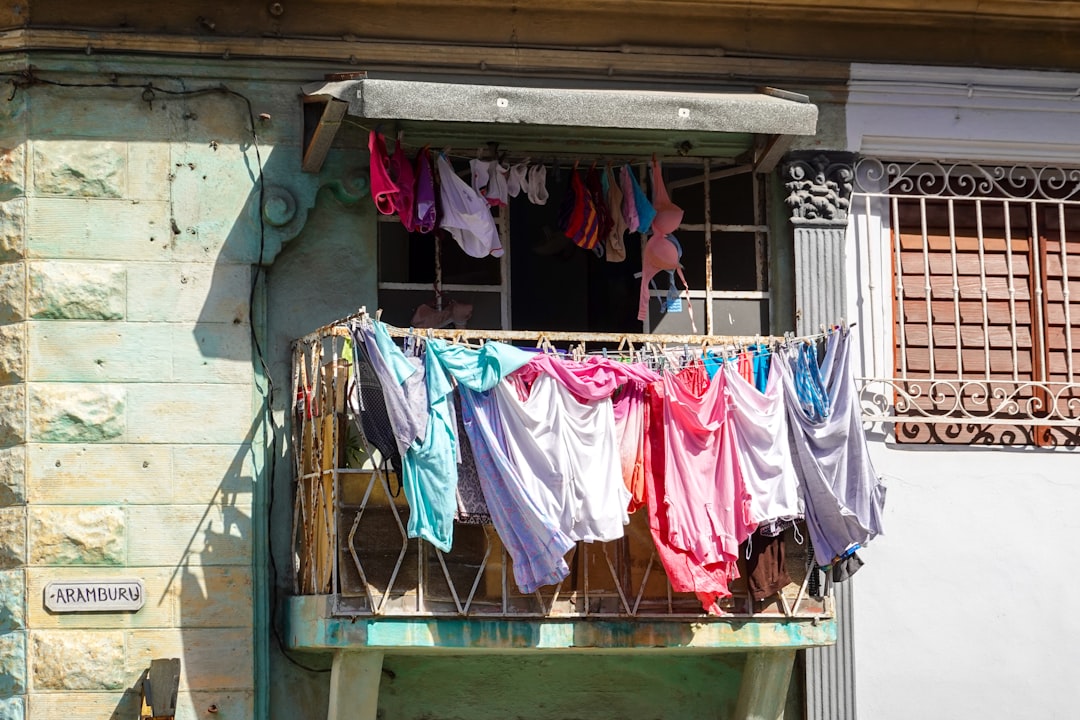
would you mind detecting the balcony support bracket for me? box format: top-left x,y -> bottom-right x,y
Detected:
733,650 -> 796,720
327,650 -> 384,720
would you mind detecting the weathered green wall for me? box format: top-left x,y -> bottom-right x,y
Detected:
0,52 -> 371,720
377,654 -> 744,720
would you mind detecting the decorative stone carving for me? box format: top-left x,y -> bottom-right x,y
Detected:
783,151 -> 856,225
257,163 -> 369,266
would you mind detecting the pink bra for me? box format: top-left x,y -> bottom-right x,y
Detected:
650,157 -> 684,236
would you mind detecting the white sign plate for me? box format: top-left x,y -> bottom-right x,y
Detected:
44,579 -> 145,613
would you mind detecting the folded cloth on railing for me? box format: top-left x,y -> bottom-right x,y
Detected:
778,329 -> 887,572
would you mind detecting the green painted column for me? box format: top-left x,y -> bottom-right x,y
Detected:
733,650 -> 796,720
327,651 -> 384,720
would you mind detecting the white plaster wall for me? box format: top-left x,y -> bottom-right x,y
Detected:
855,446 -> 1080,718
846,63 -> 1080,720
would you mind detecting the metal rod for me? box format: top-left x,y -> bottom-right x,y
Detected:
920,194 -> 937,379
947,198 -> 963,379
704,157 -> 714,335
1003,201 -> 1021,381
975,199 -> 991,380
892,195 -> 908,380
1059,202 -> 1074,382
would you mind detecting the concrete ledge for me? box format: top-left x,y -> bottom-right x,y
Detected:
285,595 -> 836,654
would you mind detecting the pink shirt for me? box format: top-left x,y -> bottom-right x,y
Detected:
643,368 -> 737,614
659,366 -> 756,566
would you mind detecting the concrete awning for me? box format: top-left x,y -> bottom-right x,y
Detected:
300,77 -> 817,172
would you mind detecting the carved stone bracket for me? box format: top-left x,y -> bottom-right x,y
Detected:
257,161 -> 370,265
782,151 -> 856,226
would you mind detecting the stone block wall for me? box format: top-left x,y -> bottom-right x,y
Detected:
0,60 -> 303,720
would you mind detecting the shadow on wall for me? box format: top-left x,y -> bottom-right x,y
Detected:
174,112 -> 373,720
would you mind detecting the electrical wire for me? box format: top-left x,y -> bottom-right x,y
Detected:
7,70 -> 330,674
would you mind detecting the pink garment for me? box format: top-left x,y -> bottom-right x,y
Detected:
368,130 -> 399,215
660,366 -> 756,566
389,138 -> 416,231
637,234 -> 680,322
643,368 -> 736,614
649,157 -> 684,236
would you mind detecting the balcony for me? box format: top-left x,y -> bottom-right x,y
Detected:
285,319 -> 835,655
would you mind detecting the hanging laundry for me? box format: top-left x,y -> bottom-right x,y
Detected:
658,367 -> 756,568
346,329 -> 404,481
778,329 -> 886,574
619,164 -> 640,232
723,360 -> 803,536
357,321 -> 463,551
413,147 -> 437,234
564,169 -> 601,251
435,153 -> 503,258
585,166 -> 613,252
602,165 -> 628,263
388,137 -> 416,231
453,399 -> 491,525
638,234 -> 694,330
525,164 -> 550,205
507,162 -> 529,199
368,130 -> 399,215
649,157 -> 684,236
471,158 -> 510,207
354,321 -> 428,456
626,164 -> 656,234
496,373 -> 629,543
642,366 -> 738,614
426,338 -> 573,593
610,362 -> 660,513
742,528 -> 792,601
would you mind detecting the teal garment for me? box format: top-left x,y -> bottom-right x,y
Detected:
399,347 -> 458,551
426,339 -> 533,392
394,333 -> 533,552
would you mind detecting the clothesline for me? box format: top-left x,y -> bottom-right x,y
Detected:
293,305 -> 849,350
344,116 -> 679,166
320,313 -> 885,611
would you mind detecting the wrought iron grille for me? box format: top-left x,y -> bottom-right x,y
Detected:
851,158 -> 1080,445
290,324 -> 832,620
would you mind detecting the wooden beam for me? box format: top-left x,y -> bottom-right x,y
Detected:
754,134 -> 795,175
301,96 -> 349,174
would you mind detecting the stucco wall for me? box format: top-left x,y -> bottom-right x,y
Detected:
854,447 -> 1080,719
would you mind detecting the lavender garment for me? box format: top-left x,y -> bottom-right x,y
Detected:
413,148 -> 437,234
778,331 -> 887,568
426,339 -> 574,594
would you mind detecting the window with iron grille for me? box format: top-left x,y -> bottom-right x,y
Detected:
852,159 -> 1080,446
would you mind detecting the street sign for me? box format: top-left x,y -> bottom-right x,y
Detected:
44,578 -> 146,613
